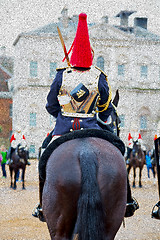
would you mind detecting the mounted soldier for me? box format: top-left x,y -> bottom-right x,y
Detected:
126,132 -> 133,164
32,12 -> 139,221
138,133 -> 146,155
7,126 -> 30,165
151,136 -> 160,219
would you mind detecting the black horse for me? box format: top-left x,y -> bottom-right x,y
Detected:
9,144 -> 29,190
42,132 -> 127,240
127,140 -> 145,188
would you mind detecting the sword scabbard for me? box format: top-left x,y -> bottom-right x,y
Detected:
57,26 -> 71,67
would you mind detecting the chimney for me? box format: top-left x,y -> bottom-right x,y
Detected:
72,15 -> 79,25
116,10 -> 136,27
134,17 -> 148,29
61,7 -> 69,28
101,16 -> 108,24
0,46 -> 6,56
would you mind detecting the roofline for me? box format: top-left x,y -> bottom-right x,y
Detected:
0,64 -> 12,78
13,16 -> 160,46
13,32 -> 61,46
0,92 -> 12,99
13,33 -> 23,46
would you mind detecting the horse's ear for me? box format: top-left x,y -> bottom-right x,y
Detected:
112,89 -> 119,107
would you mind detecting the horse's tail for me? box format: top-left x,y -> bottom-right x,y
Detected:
73,146 -> 105,240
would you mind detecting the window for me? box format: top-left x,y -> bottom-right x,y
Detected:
30,113 -> 36,127
29,145 -> 35,154
118,64 -> 125,77
50,62 -> 57,78
119,114 -> 125,128
140,65 -> 148,78
30,61 -> 38,77
9,104 -> 12,117
140,115 -> 147,129
9,130 -> 12,139
97,56 -> 104,71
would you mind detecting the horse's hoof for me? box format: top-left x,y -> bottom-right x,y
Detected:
139,185 -> 142,188
133,185 -> 136,188
22,187 -> 26,190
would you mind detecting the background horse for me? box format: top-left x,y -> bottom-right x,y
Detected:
127,140 -> 146,188
9,144 -> 29,190
42,136 -> 127,240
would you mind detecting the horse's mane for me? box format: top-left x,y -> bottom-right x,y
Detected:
39,129 -> 125,181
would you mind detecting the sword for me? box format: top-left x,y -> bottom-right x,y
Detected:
57,26 -> 71,67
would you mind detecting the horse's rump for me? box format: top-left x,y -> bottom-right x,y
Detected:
39,129 -> 125,181
42,136 -> 127,240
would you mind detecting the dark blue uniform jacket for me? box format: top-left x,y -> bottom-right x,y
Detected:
46,68 -> 113,135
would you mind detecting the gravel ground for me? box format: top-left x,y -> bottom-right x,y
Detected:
0,159 -> 160,240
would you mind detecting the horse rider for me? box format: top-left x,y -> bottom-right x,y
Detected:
32,12 -> 139,220
7,126 -> 30,165
152,136 -> 160,219
138,133 -> 146,153
126,132 -> 133,164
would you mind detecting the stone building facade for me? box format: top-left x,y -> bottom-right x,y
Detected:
12,8 -> 160,157
0,65 -> 12,147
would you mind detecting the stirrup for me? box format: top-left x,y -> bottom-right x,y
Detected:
27,161 -> 31,165
32,204 -> 46,222
6,159 -> 13,165
125,197 -> 139,217
151,202 -> 160,220
32,203 -> 39,218
126,159 -> 130,165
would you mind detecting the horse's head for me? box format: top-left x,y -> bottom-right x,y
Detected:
132,140 -> 139,157
109,90 -> 121,136
17,144 -> 29,163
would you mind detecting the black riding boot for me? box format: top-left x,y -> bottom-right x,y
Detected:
32,130 -> 54,221
125,176 -> 139,217
126,147 -> 132,164
6,147 -> 15,165
151,201 -> 160,219
32,176 -> 46,222
39,129 -> 54,158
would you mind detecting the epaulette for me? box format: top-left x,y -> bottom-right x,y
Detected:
56,67 -> 67,71
95,66 -> 108,78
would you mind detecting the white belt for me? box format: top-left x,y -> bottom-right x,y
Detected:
61,111 -> 95,118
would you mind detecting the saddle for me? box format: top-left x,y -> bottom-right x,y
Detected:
39,129 -> 125,181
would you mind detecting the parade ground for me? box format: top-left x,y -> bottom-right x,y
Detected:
0,159 -> 160,240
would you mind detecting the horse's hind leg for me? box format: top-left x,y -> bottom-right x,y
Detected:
21,168 -> 26,190
152,165 -> 156,178
127,165 -> 131,175
139,168 -> 142,188
133,168 -> 136,188
10,167 -> 13,188
13,170 -> 18,190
